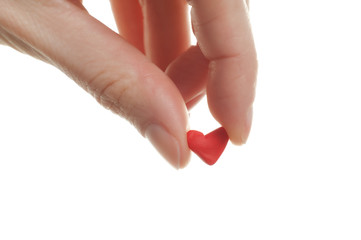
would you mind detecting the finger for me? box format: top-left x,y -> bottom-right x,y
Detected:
141,0 -> 190,70
166,45 -> 209,110
188,0 -> 258,145
0,1 -> 190,169
110,0 -> 144,53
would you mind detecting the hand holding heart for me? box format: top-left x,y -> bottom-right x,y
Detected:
0,0 -> 257,168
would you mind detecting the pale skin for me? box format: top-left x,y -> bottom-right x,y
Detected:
0,0 -> 257,169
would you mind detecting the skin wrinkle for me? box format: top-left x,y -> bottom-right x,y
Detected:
30,0 -> 84,10
209,55 -> 257,102
88,68 -> 137,118
209,54 -> 258,80
209,73 -> 254,105
196,35 -> 255,62
99,83 -> 147,134
0,1 -> 84,69
0,25 -> 50,62
137,70 -> 185,135
101,65 -> 160,135
191,6 -> 229,29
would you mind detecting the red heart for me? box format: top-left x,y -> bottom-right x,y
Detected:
187,127 -> 229,165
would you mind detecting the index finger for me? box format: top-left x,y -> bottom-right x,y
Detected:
188,0 -> 257,144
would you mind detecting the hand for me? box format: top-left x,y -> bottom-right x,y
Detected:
0,0 -> 257,169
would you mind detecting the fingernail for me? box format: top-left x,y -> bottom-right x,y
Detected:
145,124 -> 180,169
241,107 -> 253,144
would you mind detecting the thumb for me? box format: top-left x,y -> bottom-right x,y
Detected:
0,1 -> 190,168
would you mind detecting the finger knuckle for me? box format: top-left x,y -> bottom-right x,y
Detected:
86,67 -> 136,117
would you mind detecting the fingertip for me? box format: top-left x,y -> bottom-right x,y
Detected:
178,146 -> 192,169
208,101 -> 254,147
145,124 -> 191,170
221,106 -> 253,146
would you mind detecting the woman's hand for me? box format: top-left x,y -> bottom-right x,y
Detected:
0,0 -> 257,168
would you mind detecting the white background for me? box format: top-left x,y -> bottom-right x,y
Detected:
1,1 -> 361,239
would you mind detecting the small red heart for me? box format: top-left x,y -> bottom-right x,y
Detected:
187,127 -> 229,165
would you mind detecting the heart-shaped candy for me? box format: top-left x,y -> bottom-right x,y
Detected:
187,127 -> 229,165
